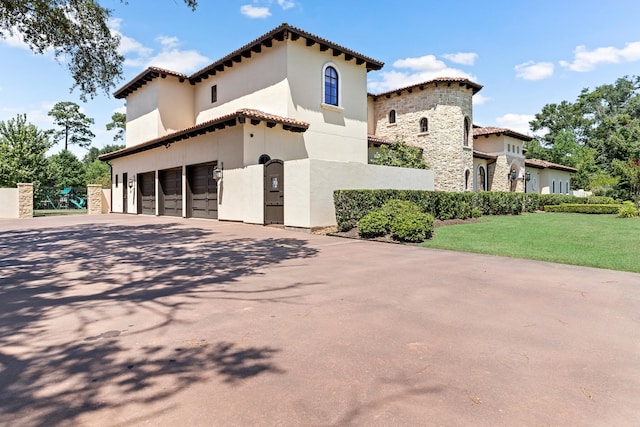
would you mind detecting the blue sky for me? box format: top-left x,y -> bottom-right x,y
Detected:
1,0 -> 640,157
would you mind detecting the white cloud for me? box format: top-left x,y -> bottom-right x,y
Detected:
560,41 -> 640,72
0,28 -> 30,50
113,106 -> 126,114
442,52 -> 478,66
368,54 -> 476,93
240,5 -> 272,18
473,94 -> 490,106
515,61 -> 554,80
277,0 -> 295,10
157,36 -> 180,50
495,113 -> 534,135
145,49 -> 209,74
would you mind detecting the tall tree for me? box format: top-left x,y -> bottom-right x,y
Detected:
83,144 -> 123,187
106,112 -> 126,141
48,101 -> 95,150
0,114 -> 52,187
0,1 -> 198,100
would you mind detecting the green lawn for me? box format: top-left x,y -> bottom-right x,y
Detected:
34,209 -> 87,217
421,213 -> 640,273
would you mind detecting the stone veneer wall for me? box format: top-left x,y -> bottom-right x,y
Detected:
492,154 -> 525,192
371,84 -> 474,192
87,184 -> 104,215
17,183 -> 33,218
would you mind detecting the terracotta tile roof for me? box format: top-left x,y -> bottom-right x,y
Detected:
99,109 -> 309,161
370,77 -> 483,99
367,134 -> 392,145
525,158 -> 577,173
473,126 -> 533,141
473,150 -> 497,160
114,67 -> 189,99
115,23 -> 384,99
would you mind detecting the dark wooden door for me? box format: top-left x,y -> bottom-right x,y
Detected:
187,163 -> 218,219
137,171 -> 156,215
159,168 -> 183,217
264,159 -> 284,225
122,172 -> 128,213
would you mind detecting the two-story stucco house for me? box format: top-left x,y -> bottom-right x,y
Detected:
100,23 -> 435,229
101,23 -> 575,229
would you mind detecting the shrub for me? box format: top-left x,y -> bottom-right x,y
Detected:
544,204 -> 623,214
381,199 -> 421,228
471,207 -> 483,218
618,201 -> 640,218
358,210 -> 389,237
587,195 -> 616,204
390,210 -> 435,242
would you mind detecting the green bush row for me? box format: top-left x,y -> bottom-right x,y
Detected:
333,190 -> 614,232
543,204 -> 623,214
618,201 -> 640,218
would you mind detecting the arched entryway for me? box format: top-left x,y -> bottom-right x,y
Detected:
264,159 -> 284,225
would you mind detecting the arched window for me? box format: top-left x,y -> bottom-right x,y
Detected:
566,181 -> 569,194
463,117 -> 470,146
258,154 -> 271,165
552,180 -> 556,194
559,181 -> 563,194
324,66 -> 339,106
477,165 -> 486,191
419,117 -> 428,133
465,169 -> 470,190
389,109 -> 396,124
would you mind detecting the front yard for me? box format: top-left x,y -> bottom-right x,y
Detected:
421,213 -> 640,273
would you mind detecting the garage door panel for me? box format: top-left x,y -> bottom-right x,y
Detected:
138,171 -> 155,215
188,163 -> 218,219
160,168 -> 183,217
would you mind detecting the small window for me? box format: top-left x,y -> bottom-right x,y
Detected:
258,154 -> 271,164
566,181 -> 569,194
559,181 -> 563,194
419,117 -> 428,133
478,166 -> 486,191
463,117 -> 470,146
517,146 -> 521,154
115,174 -> 118,188
389,109 -> 396,124
507,144 -> 511,152
552,180 -> 556,194
324,66 -> 338,106
465,169 -> 470,190
211,85 -> 217,103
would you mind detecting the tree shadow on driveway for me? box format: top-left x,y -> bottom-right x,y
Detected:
0,221 -> 318,425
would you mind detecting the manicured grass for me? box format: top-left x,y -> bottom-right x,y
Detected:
421,213 -> 640,273
34,209 -> 87,217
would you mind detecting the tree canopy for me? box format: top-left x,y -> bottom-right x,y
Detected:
48,101 -> 95,150
370,138 -> 429,170
528,75 -> 640,200
0,114 -> 52,187
0,0 -> 198,100
106,112 -> 126,141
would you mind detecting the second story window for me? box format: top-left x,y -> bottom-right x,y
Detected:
389,109 -> 396,124
211,85 -> 217,103
324,66 -> 338,106
420,117 -> 428,133
463,116 -> 470,146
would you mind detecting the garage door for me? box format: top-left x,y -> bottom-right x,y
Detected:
187,163 -> 218,219
137,171 -> 156,215
159,168 -> 182,217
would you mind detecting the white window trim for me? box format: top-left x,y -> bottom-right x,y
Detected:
321,62 -> 342,109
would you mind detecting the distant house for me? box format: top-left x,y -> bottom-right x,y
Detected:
100,23 -> 575,229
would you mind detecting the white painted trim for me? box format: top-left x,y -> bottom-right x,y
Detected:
321,62 -> 342,107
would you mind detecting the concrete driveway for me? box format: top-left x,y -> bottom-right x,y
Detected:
1,214 -> 639,426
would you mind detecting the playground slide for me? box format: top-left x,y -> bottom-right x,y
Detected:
69,197 -> 86,209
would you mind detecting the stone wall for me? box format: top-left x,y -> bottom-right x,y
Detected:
371,84 -> 474,192
87,184 -> 104,215
17,183 -> 33,218
492,155 -> 525,192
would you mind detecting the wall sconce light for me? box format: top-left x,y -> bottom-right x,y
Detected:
525,171 -> 531,182
128,177 -> 133,188
213,162 -> 224,181
510,169 -> 517,180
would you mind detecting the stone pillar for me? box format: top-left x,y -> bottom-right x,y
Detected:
17,183 -> 33,218
87,184 -> 103,215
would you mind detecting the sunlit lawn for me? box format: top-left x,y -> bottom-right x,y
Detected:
421,213 -> 640,273
34,209 -> 87,217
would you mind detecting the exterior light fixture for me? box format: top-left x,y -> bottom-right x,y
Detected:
128,177 -> 133,188
510,169 -> 517,180
213,162 -> 224,181
525,171 -> 531,182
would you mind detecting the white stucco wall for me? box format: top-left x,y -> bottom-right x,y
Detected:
125,82 -> 161,147
0,188 -> 18,218
242,124 -> 307,166
217,165 -> 264,224
158,78 -> 195,134
194,43 -> 289,124
284,159 -> 435,228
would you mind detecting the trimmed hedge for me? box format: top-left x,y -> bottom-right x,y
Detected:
543,204 -> 623,214
333,189 -> 619,231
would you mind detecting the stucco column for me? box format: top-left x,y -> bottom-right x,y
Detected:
17,183 -> 33,218
87,184 -> 103,215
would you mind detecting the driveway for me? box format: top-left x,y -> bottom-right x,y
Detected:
1,214 -> 639,426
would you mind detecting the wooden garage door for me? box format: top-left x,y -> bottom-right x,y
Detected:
187,163 -> 218,219
137,171 -> 155,215
159,168 -> 182,217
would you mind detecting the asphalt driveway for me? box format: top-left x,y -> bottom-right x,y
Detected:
1,214 -> 639,426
